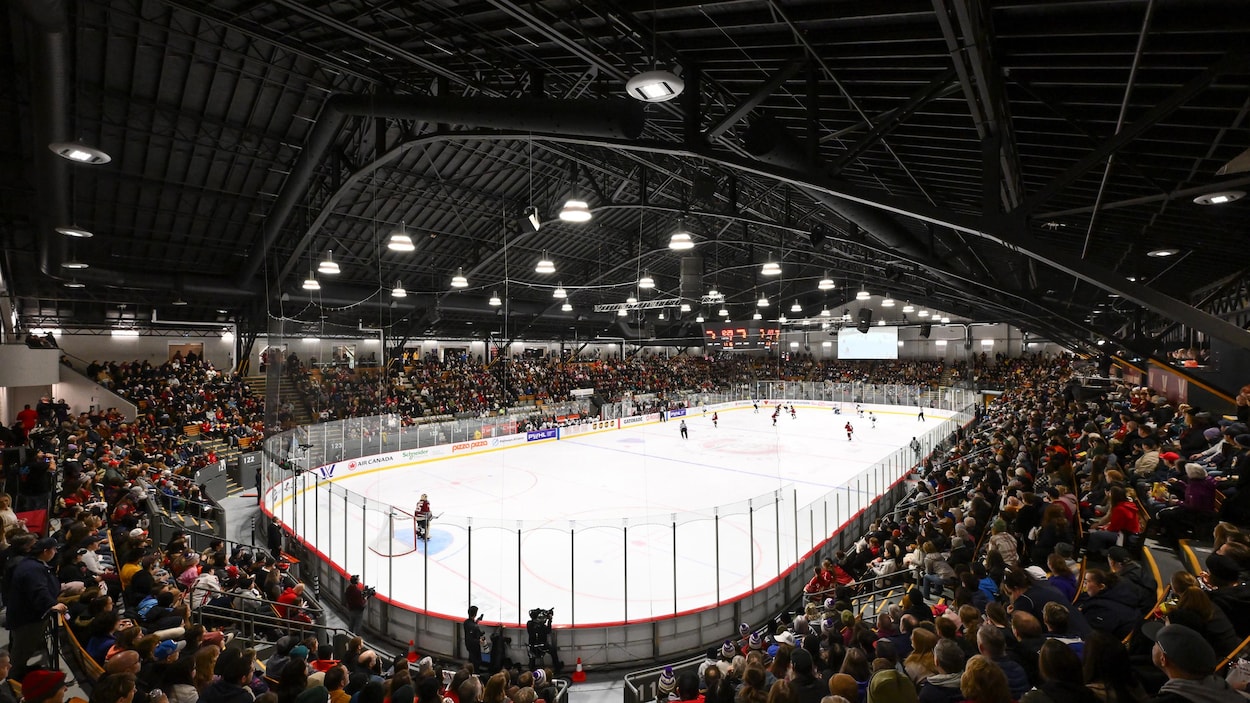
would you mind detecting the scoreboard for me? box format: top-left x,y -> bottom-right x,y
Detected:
702,323 -> 781,351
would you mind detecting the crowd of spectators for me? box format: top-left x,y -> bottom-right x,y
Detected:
656,357 -> 1250,703
291,354 -> 974,424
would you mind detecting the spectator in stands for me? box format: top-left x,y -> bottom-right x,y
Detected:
1106,547 -> 1157,613
1202,553 -> 1250,639
200,647 -> 257,703
1022,640 -> 1098,703
6,537 -> 69,677
1046,554 -> 1078,602
1087,486 -> 1141,557
1155,464 -> 1218,547
917,639 -> 964,703
90,672 -> 138,703
1077,569 -> 1138,641
959,655 -> 1011,703
1147,624 -> 1242,703
1001,569 -> 1091,637
1082,631 -> 1145,703
974,625 -> 1028,700
1165,588 -> 1241,657
0,652 -> 17,703
20,669 -> 67,703
1042,602 -> 1084,657
903,629 -> 939,684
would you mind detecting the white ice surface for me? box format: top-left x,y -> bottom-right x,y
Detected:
274,403 -> 954,626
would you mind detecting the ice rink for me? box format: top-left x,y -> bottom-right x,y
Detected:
269,402 -> 957,627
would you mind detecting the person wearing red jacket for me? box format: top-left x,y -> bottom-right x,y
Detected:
1087,486 -> 1141,556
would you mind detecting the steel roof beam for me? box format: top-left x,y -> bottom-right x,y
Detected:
703,59 -> 805,142
827,69 -> 958,175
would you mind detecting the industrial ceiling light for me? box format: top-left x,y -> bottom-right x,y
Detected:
1193,190 -> 1245,205
489,291 -> 502,306
391,280 -> 406,298
49,141 -> 111,165
856,284 -> 870,301
553,282 -> 567,299
820,307 -> 831,317
941,316 -> 951,323
64,280 -> 86,289
626,293 -> 638,305
918,309 -> 929,317
61,259 -> 89,269
535,250 -> 556,274
753,311 -> 762,320
668,230 -> 695,250
817,274 -> 835,291
707,286 -> 722,300
761,255 -> 781,276
1146,247 -> 1180,257
387,222 -> 415,252
718,306 -> 729,316
523,205 -> 542,233
558,198 -> 592,222
779,314 -> 787,323
302,272 -> 320,291
881,294 -> 895,307
561,301 -> 573,312
450,268 -> 469,288
680,302 -> 691,312
625,68 -> 684,103
696,313 -> 705,323
318,250 -> 340,275
657,311 -> 665,320
877,319 -> 885,326
56,226 -> 93,238
902,302 -> 914,313
617,308 -> 628,317
638,271 -> 655,289
172,298 -> 188,306
757,294 -> 769,307
790,301 -> 802,313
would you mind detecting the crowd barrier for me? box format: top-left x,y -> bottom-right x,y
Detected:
259,387 -> 977,668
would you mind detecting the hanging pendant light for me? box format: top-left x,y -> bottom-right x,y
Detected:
696,313 -> 705,323
450,268 -> 469,288
820,307 -> 831,317
56,226 -> 94,239
757,294 -> 769,307
553,282 -> 567,299
617,308 -> 628,317
558,198 -> 592,222
881,294 -> 894,307
535,250 -> 556,274
918,309 -> 929,318
302,268 -> 320,290
856,284 -> 870,300
753,311 -> 762,320
680,302 -> 691,312
387,222 -> 415,252
707,286 -> 722,300
761,255 -> 781,276
489,291 -> 502,306
318,250 -> 340,275
391,280 -> 407,298
902,302 -> 915,313
626,293 -> 638,305
790,301 -> 802,313
561,301 -> 573,312
638,271 -> 655,289
817,274 -> 835,291
718,306 -> 729,316
668,218 -> 695,250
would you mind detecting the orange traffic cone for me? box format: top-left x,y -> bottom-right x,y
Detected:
571,657 -> 586,683
406,640 -> 418,663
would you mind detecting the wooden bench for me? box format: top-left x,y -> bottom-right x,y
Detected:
183,424 -> 201,437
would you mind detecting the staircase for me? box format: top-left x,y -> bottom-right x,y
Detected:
245,374 -> 315,426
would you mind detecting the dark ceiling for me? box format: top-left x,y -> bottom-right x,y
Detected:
3,0 -> 1249,352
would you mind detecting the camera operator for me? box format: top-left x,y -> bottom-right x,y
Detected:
344,574 -> 374,634
526,608 -> 563,673
464,605 -> 485,670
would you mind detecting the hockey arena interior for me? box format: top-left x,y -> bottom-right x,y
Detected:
3,3 -> 1250,703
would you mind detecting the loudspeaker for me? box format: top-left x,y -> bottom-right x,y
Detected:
808,223 -> 829,249
920,323 -> 932,338
692,173 -> 718,203
857,308 -> 872,333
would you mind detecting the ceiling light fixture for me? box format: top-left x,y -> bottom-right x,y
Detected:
64,280 -> 85,289
638,272 -> 655,289
680,302 -> 691,312
707,286 -> 722,300
489,291 -> 502,306
301,273 -> 320,291
818,274 -> 835,291
718,306 -> 729,317
902,302 -> 914,313
391,280 -> 406,298
696,313 -> 705,323
387,222 -> 415,252
450,268 -> 469,288
61,259 -> 89,270
625,69 -> 685,103
877,319 -> 885,326
941,316 -> 951,323
558,198 -> 592,222
820,307 -> 830,317
668,219 -> 695,250
318,250 -> 340,275
172,298 -> 188,306
757,294 -> 769,307
918,309 -> 929,317
56,226 -> 93,239
856,284 -> 870,301
553,282 -> 567,299
617,308 -> 628,317
761,255 -> 781,276
1146,247 -> 1180,258
753,311 -> 762,320
535,250 -> 556,274
561,301 -> 573,312
49,141 -> 111,165
1193,190 -> 1245,205
790,301 -> 802,313
779,314 -> 787,323
626,293 -> 638,305
881,294 -> 895,307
